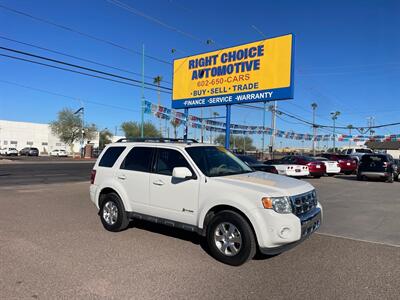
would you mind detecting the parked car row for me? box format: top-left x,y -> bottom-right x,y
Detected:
0,147 -> 68,157
236,153 -> 398,183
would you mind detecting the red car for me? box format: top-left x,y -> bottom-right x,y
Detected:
320,153 -> 357,175
273,156 -> 326,178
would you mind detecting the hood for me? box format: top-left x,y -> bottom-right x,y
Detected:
212,171 -> 314,197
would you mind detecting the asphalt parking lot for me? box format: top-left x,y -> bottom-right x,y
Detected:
0,161 -> 399,299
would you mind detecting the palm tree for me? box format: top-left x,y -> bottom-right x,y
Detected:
153,76 -> 163,135
170,119 -> 180,138
347,124 -> 354,147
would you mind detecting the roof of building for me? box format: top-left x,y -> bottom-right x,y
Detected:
365,141 -> 400,150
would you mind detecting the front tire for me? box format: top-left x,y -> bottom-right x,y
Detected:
206,210 -> 256,266
99,192 -> 129,232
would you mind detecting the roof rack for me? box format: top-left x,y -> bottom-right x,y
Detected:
116,137 -> 199,144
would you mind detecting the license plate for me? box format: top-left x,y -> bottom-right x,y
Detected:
295,169 -> 301,172
347,163 -> 350,166
316,165 -> 321,168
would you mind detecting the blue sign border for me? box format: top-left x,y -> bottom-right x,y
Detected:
171,33 -> 295,109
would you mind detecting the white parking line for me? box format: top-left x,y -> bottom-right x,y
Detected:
316,232 -> 400,248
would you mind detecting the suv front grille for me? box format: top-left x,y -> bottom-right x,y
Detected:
290,190 -> 318,216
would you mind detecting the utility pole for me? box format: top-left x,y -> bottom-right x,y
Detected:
367,116 -> 375,136
311,102 -> 318,156
269,101 -> 277,159
330,111 -> 340,152
140,44 -> 145,138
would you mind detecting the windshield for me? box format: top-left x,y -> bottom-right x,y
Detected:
186,146 -> 253,177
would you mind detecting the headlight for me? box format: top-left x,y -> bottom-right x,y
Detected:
262,196 -> 292,214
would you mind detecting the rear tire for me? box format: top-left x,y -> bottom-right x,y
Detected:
99,192 -> 129,232
386,173 -> 394,183
206,210 -> 256,266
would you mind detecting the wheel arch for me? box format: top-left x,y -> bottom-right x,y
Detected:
97,184 -> 132,212
199,204 -> 259,246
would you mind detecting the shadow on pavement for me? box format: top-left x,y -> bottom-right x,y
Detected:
128,218 -> 276,262
333,175 -> 358,181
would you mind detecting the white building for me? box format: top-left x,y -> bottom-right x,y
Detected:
0,119 -> 99,154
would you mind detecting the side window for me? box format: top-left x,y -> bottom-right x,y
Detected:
155,148 -> 192,176
346,149 -> 352,155
121,147 -> 154,172
99,146 -> 126,167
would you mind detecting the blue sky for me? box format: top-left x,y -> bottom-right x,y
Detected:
0,0 -> 399,149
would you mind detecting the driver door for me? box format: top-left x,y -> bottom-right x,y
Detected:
149,148 -> 199,225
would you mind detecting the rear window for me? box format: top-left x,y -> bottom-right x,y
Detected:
121,147 -> 154,172
361,155 -> 387,163
99,146 -> 126,167
356,149 -> 373,153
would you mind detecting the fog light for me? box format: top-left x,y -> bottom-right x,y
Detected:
279,227 -> 291,239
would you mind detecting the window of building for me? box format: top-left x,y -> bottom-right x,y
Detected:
27,141 -> 33,146
99,146 -> 126,168
56,143 -> 62,146
121,147 -> 154,172
3,141 -> 8,145
10,141 -> 17,145
42,142 -> 48,146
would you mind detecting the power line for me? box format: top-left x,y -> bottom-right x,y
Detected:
0,46 -> 172,91
0,79 -> 140,112
0,53 -> 171,94
106,0 -> 210,45
239,103 -> 400,130
0,35 -> 172,84
0,3 -> 171,65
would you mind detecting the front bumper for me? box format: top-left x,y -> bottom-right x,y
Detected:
259,207 -> 321,255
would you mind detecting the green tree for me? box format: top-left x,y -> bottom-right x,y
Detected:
50,108 -> 97,152
214,134 -> 256,151
121,121 -> 161,138
99,129 -> 113,149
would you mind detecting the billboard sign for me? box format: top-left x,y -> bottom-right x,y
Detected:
172,34 -> 294,109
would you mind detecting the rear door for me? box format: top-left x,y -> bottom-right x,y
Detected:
149,147 -> 199,225
116,146 -> 155,211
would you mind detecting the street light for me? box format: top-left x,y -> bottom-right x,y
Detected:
311,102 -> 318,156
330,111 -> 340,153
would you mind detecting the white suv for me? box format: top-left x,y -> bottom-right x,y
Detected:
90,138 -> 322,266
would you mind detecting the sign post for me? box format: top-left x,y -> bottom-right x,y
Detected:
225,105 -> 231,149
171,34 -> 294,148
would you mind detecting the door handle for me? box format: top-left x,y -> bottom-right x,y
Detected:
153,179 -> 164,186
118,175 -> 126,180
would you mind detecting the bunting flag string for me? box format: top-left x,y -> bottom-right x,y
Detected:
143,100 -> 400,142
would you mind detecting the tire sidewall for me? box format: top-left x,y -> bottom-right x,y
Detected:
100,193 -> 128,232
206,211 -> 256,266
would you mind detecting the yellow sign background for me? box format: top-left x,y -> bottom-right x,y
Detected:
172,34 -> 293,101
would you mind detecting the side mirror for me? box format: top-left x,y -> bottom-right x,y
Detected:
172,167 -> 193,179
